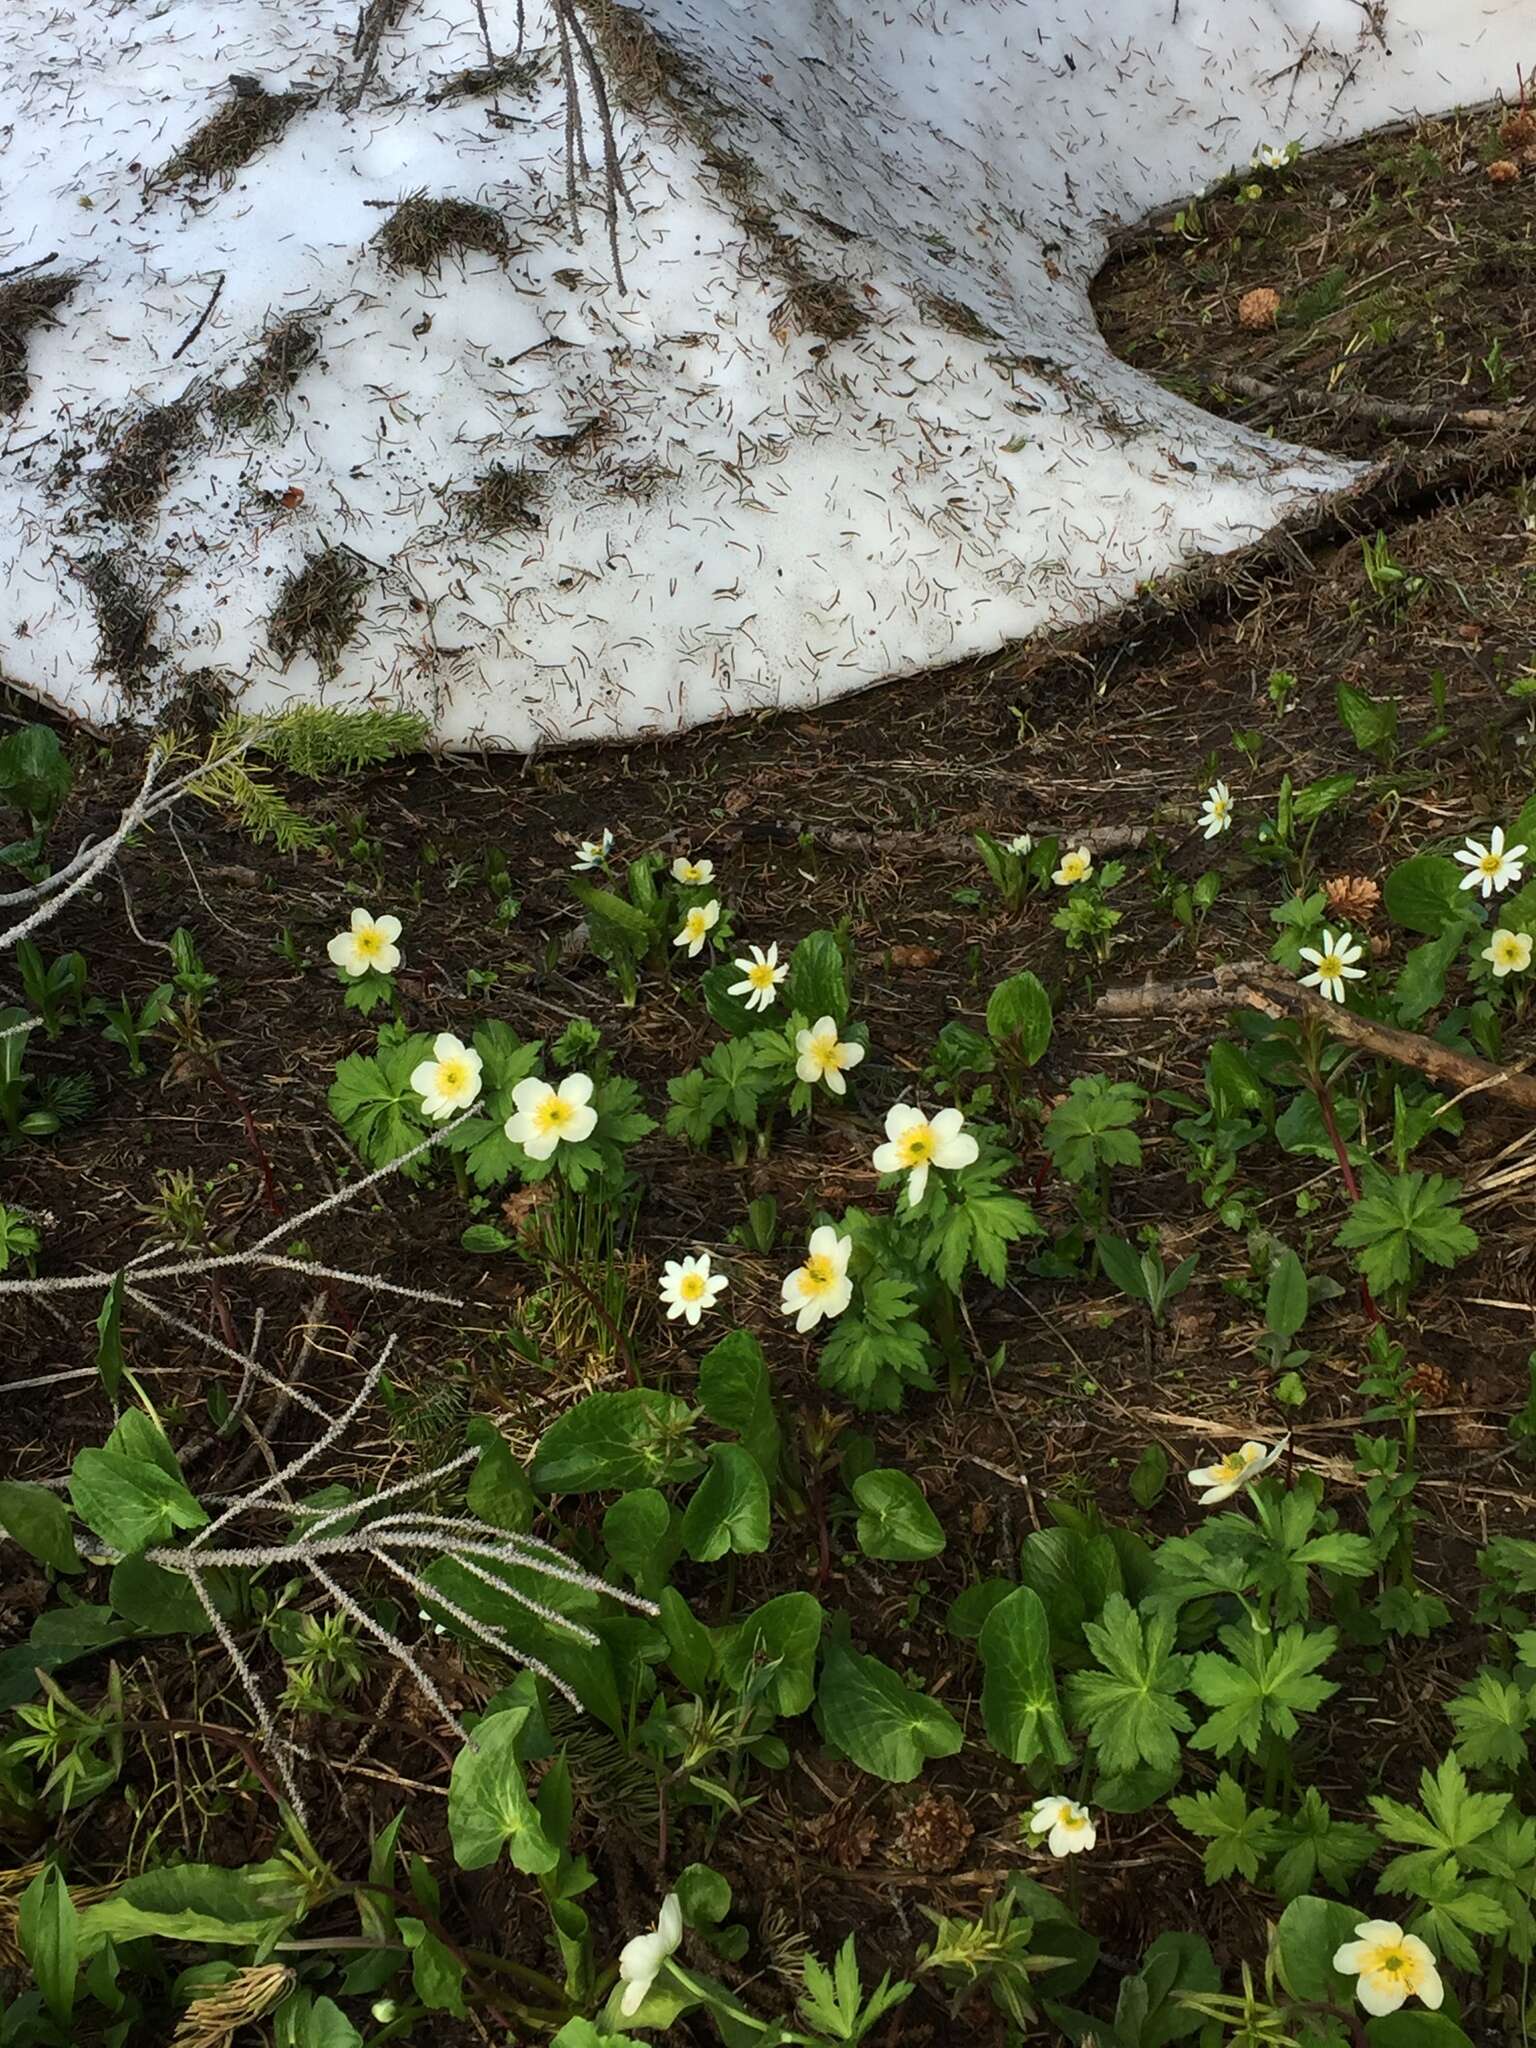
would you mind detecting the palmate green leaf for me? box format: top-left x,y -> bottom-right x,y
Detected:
1188,1622 -> 1338,1758
1167,1771 -> 1280,1883
1371,1752 -> 1509,1862
1064,1594 -> 1192,1775
922,1166 -> 1040,1290
1334,1165 -> 1477,1296
1267,1786 -> 1377,1902
816,1640 -> 963,1783
1042,1078 -> 1145,1186
1397,1857 -> 1508,1973
327,1035 -> 435,1174
1445,1670 -> 1531,1775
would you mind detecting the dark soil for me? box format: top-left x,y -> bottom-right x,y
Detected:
4,101 -> 1536,2046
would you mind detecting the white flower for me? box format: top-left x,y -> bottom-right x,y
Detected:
1187,1438 -> 1287,1506
326,908 -> 402,978
671,855 -> 715,885
1251,143 -> 1289,170
409,1033 -> 483,1121
794,1016 -> 865,1096
1332,1921 -> 1443,2018
1484,928 -> 1534,978
871,1104 -> 979,1207
659,1251 -> 729,1326
1026,1795 -> 1097,1857
780,1225 -> 853,1333
1007,833 -> 1034,856
571,828 -> 613,871
674,898 -> 721,958
1298,927 -> 1366,1004
1053,845 -> 1092,887
618,1893 -> 682,2017
728,942 -> 789,1013
1200,781 -> 1234,838
504,1073 -> 598,1161
1456,824 -> 1527,898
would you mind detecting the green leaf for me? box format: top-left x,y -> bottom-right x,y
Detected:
78,1864 -> 301,1957
1269,1787 -> 1377,1902
816,1639 -> 963,1783
1129,1443 -> 1170,1510
1043,1077 -> 1144,1185
19,1867 -> 78,2028
658,1587 -> 716,1693
69,1448 -> 207,1554
0,1606 -> 137,1711
530,1390 -> 698,1494
448,1708 -> 560,1873
95,1275 -> 125,1402
0,1480 -> 83,1574
1337,682 -> 1398,759
1446,1670 -> 1530,1775
1395,922 -> 1472,1026
978,1587 -> 1074,1767
986,972 -> 1053,1065
721,1593 -> 823,1716
680,1444 -> 771,1562
1292,771 -> 1357,823
1097,1232 -> 1151,1305
282,1992 -> 364,2048
786,930 -> 849,1026
601,1489 -> 676,1595
465,1418 -> 535,1534
1019,1525 -> 1124,1663
853,1470 -> 946,1561
1272,1895 -> 1362,2006
1266,1248 -> 1310,1341
108,1555 -> 222,1635
1168,1772 -> 1280,1883
1367,2017 -> 1478,2048
1188,1621 -> 1337,1758
401,1917 -> 467,2015
1385,856 -> 1470,937
697,1329 -> 780,1485
1091,1763 -> 1182,1814
1064,1595 -> 1192,1774
1335,1166 -> 1477,1296
0,724 -> 71,826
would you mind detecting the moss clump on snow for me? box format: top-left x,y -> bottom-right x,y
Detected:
0,266 -> 82,416
374,194 -> 512,276
267,548 -> 373,678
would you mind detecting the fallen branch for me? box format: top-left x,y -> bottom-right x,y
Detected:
1097,960 -> 1536,1114
1216,372 -> 1533,437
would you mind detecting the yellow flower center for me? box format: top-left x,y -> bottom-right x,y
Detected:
1062,855 -> 1088,881
747,962 -> 777,990
356,928 -> 383,958
1481,852 -> 1503,876
799,1254 -> 836,1296
1211,797 -> 1229,818
812,1037 -> 844,1072
678,1270 -> 707,1301
1317,952 -> 1343,980
437,1059 -> 468,1093
1217,1454 -> 1247,1483
897,1125 -> 934,1165
1059,1810 -> 1088,1832
535,1096 -> 573,1132
685,911 -> 708,939
1362,1942 -> 1419,1988
680,863 -> 703,881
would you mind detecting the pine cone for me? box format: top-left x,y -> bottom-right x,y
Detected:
1238,286 -> 1281,331
1488,158 -> 1521,184
1324,873 -> 1381,926
807,1803 -> 879,1870
1500,108 -> 1536,152
1406,1361 -> 1456,1407
891,1792 -> 974,1873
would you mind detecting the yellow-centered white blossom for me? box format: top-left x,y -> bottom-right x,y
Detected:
871,1104 -> 979,1207
571,828 -> 613,871
409,1033 -> 483,1121
504,1073 -> 597,1161
1456,825 -> 1526,899
326,908 -> 402,978
1053,845 -> 1092,887
1026,1795 -> 1098,1857
1186,1438 -> 1287,1506
671,855 -> 715,885
1484,928 -> 1534,978
1332,1922 -> 1443,2018
780,1225 -> 853,1333
794,1016 -> 865,1096
729,942 -> 789,1013
618,1894 -> 682,2017
659,1252 -> 729,1326
674,898 -> 721,958
1297,927 -> 1365,1004
1200,781 -> 1234,838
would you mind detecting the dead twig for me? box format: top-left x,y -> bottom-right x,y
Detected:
1216,372 -> 1534,437
1097,961 -> 1536,1115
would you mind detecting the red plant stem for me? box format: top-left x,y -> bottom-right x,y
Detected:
1310,1076 -> 1380,1325
197,1055 -> 281,1216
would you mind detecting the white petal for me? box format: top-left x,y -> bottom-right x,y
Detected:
560,1072 -> 595,1107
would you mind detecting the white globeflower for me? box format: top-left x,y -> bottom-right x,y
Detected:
1186,1438 -> 1287,1506
729,942 -> 789,1013
671,855 -> 715,885
1026,1795 -> 1098,1857
1456,825 -> 1526,899
674,898 -> 721,958
780,1226 -> 853,1333
1007,832 -> 1034,856
1297,927 -> 1366,1004
871,1104 -> 979,1207
409,1033 -> 483,1120
1332,1921 -> 1443,2018
659,1251 -> 729,1326
794,1016 -> 865,1095
326,908 -> 402,978
571,828 -> 613,871
618,1893 -> 683,2017
1053,846 -> 1092,887
1199,781 -> 1234,838
504,1073 -> 598,1160
1484,928 -> 1534,979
